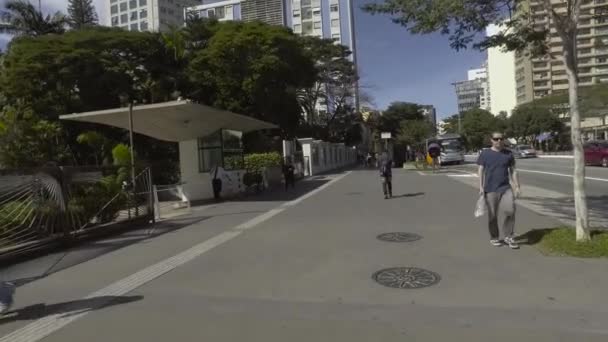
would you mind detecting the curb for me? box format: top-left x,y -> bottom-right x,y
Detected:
538,155 -> 573,159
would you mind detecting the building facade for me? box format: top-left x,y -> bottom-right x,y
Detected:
515,0 -> 608,104
107,0 -> 200,32
240,0 -> 285,25
453,64 -> 491,113
487,23 -> 518,116
187,0 -> 242,21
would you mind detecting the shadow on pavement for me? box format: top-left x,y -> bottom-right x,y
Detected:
234,178 -> 331,202
516,228 -> 556,245
3,216 -> 210,288
390,192 -> 425,199
0,295 -> 143,324
521,195 -> 608,228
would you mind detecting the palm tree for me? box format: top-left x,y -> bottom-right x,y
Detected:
0,0 -> 67,36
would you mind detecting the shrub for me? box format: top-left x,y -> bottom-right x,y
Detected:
244,152 -> 282,174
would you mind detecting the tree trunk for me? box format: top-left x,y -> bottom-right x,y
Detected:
565,57 -> 591,242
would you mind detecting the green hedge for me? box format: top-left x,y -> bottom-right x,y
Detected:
244,152 -> 282,174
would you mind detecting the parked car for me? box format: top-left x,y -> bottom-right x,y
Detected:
584,141 -> 608,167
511,145 -> 537,159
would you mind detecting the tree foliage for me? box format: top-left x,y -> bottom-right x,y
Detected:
67,0 -> 98,29
187,21 -> 316,137
378,101 -> 423,136
0,0 -> 67,36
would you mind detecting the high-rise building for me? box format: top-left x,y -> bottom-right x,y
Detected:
241,0 -> 285,25
487,23 -> 517,116
453,64 -> 491,113
186,0 -> 243,21
515,0 -> 608,105
107,0 -> 200,32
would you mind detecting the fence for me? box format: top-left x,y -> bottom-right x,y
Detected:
0,165 -> 153,260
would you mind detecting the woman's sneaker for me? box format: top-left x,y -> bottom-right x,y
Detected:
490,239 -> 502,247
504,236 -> 520,249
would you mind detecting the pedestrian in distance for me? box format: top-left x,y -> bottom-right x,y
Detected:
379,153 -> 393,199
428,142 -> 441,173
282,157 -> 295,191
477,132 -> 521,249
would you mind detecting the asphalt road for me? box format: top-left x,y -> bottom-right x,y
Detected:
2,169 -> 608,341
464,156 -> 608,197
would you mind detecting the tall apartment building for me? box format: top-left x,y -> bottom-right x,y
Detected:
487,23 -> 517,116
516,0 -> 608,105
453,64 -> 491,113
107,0 -> 200,32
186,1 -> 356,61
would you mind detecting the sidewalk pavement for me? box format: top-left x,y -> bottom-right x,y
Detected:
2,168 -> 608,341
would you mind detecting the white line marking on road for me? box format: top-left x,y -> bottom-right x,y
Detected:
448,174 -> 477,178
282,171 -> 351,207
518,169 -> 608,183
417,171 -> 426,176
0,171 -> 352,342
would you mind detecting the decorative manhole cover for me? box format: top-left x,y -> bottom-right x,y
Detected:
372,267 -> 440,289
376,232 -> 421,242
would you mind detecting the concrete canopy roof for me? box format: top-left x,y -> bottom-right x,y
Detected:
59,100 -> 277,142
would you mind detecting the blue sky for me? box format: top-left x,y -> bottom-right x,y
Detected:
0,0 -> 486,119
354,1 -> 486,119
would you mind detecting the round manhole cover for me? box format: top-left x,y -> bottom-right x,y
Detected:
377,232 -> 421,242
372,267 -> 440,289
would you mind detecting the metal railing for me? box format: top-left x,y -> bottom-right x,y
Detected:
0,166 -> 153,258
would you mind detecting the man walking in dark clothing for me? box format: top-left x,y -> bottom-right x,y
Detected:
283,158 -> 295,191
380,154 -> 393,199
477,132 -> 521,249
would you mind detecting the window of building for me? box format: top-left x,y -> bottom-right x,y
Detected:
313,21 -> 321,29
331,19 -> 339,27
301,0 -> 311,6
139,0 -> 146,6
140,9 -> 147,18
120,2 -> 127,11
120,14 -> 128,23
330,4 -> 339,12
168,9 -> 175,15
313,8 -> 321,16
130,23 -> 138,31
293,24 -> 301,32
207,6 -> 225,18
554,79 -> 569,85
302,22 -> 313,34
332,33 -> 340,42
197,130 -> 244,172
302,8 -> 313,20
293,9 -> 300,18
129,0 -> 137,9
111,0 -> 117,3
130,11 -> 137,20
111,16 -> 119,26
140,20 -> 148,30
578,28 -> 591,35
160,6 -> 167,13
597,26 -> 608,34
111,5 -> 118,14
598,57 -> 607,63
579,48 -> 592,55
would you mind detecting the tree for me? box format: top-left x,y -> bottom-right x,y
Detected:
509,104 -> 564,143
0,104 -> 68,168
0,0 -> 67,36
398,119 -> 433,147
363,0 -> 593,241
460,108 -> 501,150
67,0 -> 98,29
297,36 -> 359,134
378,101 -> 423,136
187,21 -> 316,137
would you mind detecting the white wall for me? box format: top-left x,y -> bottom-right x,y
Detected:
487,24 -> 518,116
299,138 -> 357,176
178,139 -> 245,201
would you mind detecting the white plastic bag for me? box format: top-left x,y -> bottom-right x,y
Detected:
474,194 -> 486,218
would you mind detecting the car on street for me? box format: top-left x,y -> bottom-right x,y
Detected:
584,141 -> 608,167
511,145 -> 537,159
